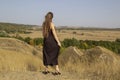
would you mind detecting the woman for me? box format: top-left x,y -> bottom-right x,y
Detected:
42,12 -> 61,75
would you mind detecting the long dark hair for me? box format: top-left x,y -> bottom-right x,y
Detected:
42,12 -> 53,38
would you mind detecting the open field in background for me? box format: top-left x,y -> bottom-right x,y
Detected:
9,28 -> 120,41
1,22 -> 120,41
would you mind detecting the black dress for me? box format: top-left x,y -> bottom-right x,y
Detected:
43,29 -> 60,66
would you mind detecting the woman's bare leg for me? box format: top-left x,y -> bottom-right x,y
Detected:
55,65 -> 60,72
45,65 -> 48,71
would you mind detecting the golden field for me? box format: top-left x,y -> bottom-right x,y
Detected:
10,28 -> 120,41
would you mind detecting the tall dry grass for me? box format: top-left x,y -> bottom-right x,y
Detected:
59,46 -> 120,79
0,38 -> 44,72
0,48 -> 44,72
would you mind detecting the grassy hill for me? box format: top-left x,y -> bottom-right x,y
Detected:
0,37 -> 120,79
0,38 -> 43,71
59,46 -> 120,79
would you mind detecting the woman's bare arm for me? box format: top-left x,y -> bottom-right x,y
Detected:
51,23 -> 61,46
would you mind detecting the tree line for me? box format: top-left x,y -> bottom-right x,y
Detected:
0,22 -> 34,33
17,36 -> 120,54
62,38 -> 120,54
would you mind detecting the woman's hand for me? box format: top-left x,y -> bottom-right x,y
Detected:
58,42 -> 61,47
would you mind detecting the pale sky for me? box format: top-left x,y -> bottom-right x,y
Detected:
0,0 -> 120,28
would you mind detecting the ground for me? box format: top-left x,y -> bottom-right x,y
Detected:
0,71 -> 81,80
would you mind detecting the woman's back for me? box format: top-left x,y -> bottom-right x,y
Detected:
42,12 -> 61,75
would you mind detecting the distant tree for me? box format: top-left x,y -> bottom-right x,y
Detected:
62,38 -> 120,54
81,33 -> 84,35
24,37 -> 31,44
73,31 -> 77,34
116,38 -> 120,42
34,38 -> 43,45
62,38 -> 79,47
0,31 -> 9,37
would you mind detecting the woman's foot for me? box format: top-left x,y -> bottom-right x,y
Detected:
52,65 -> 61,75
52,71 -> 61,75
42,66 -> 50,75
42,70 -> 50,74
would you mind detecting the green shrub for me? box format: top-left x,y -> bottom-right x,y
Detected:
62,38 -> 120,54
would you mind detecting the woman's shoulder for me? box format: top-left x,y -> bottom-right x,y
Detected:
50,22 -> 54,26
50,22 -> 55,29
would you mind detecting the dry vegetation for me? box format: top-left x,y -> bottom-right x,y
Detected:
9,28 -> 120,41
59,46 -> 120,80
0,37 -> 120,80
0,38 -> 44,72
0,38 -> 80,80
0,23 -> 120,80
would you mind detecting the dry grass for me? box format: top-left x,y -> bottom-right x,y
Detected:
0,38 -> 44,72
59,46 -> 120,79
0,71 -> 81,80
0,38 -> 42,58
0,48 -> 43,72
0,37 -> 120,80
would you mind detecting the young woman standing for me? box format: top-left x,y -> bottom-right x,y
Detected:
42,12 -> 61,75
